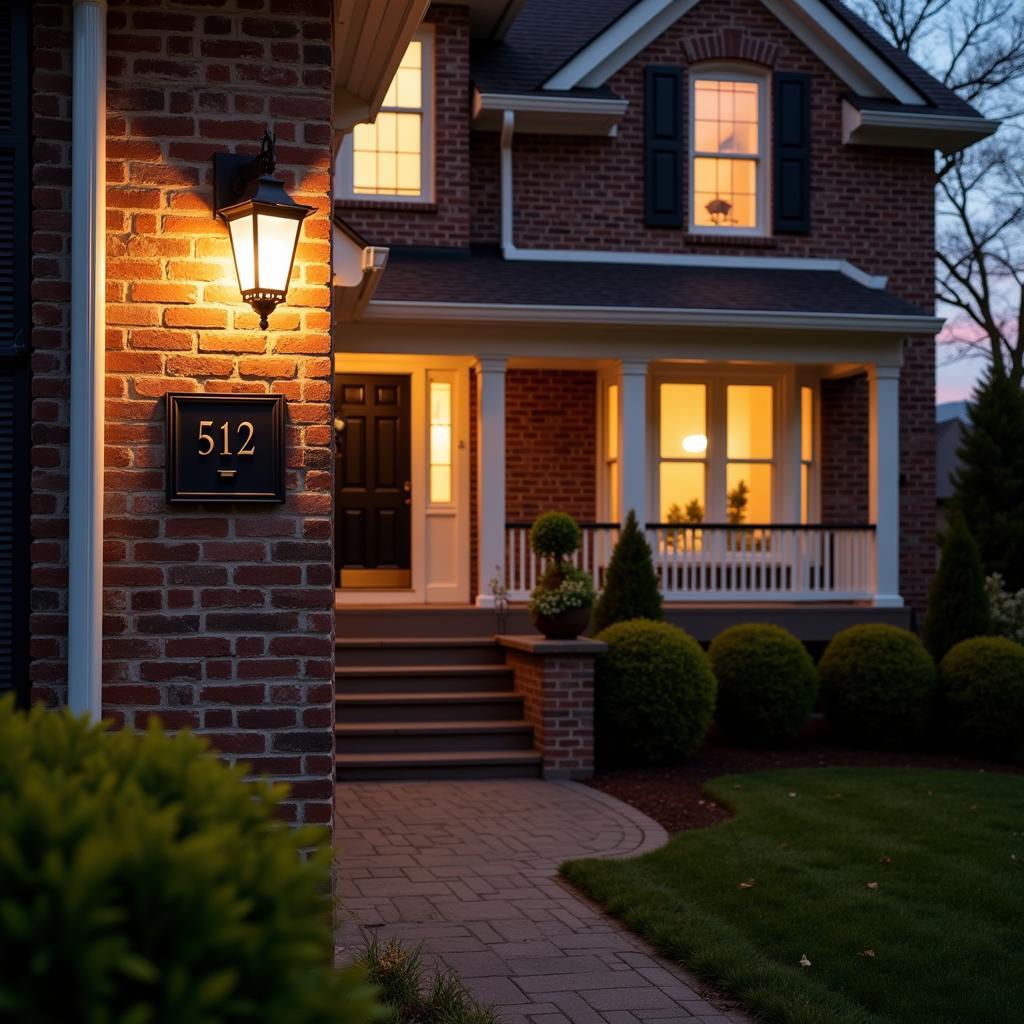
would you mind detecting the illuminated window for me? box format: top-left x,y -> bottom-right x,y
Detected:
605,383 -> 620,520
429,380 -> 451,504
341,33 -> 432,200
691,73 -> 765,232
800,385 -> 814,523
658,383 -> 707,522
726,384 -> 773,523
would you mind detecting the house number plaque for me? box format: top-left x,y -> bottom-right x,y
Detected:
165,393 -> 285,503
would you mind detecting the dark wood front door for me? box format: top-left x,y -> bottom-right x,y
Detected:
335,374 -> 412,588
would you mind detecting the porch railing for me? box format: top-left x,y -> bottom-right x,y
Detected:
504,522 -> 875,602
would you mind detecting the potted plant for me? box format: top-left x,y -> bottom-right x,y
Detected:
527,511 -> 596,640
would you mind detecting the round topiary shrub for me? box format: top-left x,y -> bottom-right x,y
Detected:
0,698 -> 377,1023
530,511 -> 582,562
595,619 -> 716,766
817,624 -> 937,746
939,637 -> 1024,757
709,623 -> 818,745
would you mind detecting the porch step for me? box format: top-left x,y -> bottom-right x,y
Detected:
335,663 -> 515,694
335,749 -> 542,781
335,719 -> 535,754
336,691 -> 525,723
335,636 -> 506,668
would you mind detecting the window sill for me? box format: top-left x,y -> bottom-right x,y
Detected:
684,233 -> 778,248
336,198 -> 437,214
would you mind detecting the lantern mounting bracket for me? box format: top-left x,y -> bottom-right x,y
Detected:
212,130 -> 277,220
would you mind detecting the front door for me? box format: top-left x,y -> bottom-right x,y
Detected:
335,374 -> 412,588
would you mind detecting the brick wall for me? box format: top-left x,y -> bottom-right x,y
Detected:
30,0 -> 337,828
335,4 -> 470,248
820,375 -> 869,524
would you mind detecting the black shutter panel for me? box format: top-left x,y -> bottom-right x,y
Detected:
773,72 -> 811,234
644,65 -> 685,228
0,0 -> 31,705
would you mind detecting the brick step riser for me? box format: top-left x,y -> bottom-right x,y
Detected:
336,700 -> 525,723
335,645 -> 506,668
336,761 -> 541,782
334,673 -> 515,695
335,730 -> 535,755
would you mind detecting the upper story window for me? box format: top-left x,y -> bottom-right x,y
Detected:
690,69 -> 767,234
339,32 -> 434,201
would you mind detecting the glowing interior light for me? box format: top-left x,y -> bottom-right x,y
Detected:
682,433 -> 708,453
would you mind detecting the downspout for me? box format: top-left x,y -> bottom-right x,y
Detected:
68,0 -> 106,719
499,109 -> 516,258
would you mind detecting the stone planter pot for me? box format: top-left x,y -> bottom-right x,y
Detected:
531,605 -> 592,641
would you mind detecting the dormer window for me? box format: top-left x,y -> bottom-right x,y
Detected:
690,69 -> 767,234
339,31 -> 434,201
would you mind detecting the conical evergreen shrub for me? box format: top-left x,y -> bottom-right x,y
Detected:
950,371 -> 1024,589
923,515 -> 990,661
592,510 -> 662,633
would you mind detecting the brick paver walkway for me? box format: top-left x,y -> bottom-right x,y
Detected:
335,780 -> 750,1024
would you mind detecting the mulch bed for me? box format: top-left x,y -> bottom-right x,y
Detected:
586,735 -> 1023,833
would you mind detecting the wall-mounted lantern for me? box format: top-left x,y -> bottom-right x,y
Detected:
213,131 -> 312,329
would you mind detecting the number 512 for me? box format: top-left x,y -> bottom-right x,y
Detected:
198,420 -> 256,457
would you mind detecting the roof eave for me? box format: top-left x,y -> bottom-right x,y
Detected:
842,100 -> 1000,154
471,88 -> 629,136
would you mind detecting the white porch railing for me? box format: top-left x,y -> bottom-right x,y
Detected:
504,523 -> 875,602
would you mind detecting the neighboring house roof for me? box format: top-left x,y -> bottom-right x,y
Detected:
368,246 -> 933,324
471,0 -> 984,122
936,416 -> 965,501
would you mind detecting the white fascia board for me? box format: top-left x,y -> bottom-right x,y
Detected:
544,0 -> 700,90
363,300 -> 945,334
472,89 -> 629,135
842,99 -> 999,154
761,0 -> 923,103
502,245 -> 889,290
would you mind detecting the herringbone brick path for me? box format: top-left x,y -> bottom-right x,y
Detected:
334,780 -> 751,1023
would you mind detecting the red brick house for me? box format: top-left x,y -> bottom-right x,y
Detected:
0,1 -> 996,803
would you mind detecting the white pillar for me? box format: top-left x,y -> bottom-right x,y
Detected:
869,364 -> 902,607
68,0 -> 107,719
475,357 -> 507,606
618,361 -> 648,527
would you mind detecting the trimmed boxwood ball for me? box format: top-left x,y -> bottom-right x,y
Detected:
530,511 -> 581,561
709,623 -> 818,745
0,699 -> 378,1024
595,620 -> 716,766
939,637 -> 1024,757
818,624 -> 937,746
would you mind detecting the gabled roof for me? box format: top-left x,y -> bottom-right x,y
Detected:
471,0 -> 984,123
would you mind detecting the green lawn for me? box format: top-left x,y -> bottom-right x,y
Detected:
562,768 -> 1024,1024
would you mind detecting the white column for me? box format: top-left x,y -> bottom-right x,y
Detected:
68,0 -> 107,719
618,361 -> 648,527
475,357 -> 507,606
869,364 -> 902,607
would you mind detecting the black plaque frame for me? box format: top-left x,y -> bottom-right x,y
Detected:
166,393 -> 286,504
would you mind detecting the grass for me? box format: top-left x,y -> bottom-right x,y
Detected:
562,768 -> 1024,1024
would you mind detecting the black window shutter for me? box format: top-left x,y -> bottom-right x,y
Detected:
0,0 -> 31,706
644,65 -> 685,228
774,72 -> 811,234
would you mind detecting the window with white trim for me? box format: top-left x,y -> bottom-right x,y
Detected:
800,385 -> 815,523
604,383 -> 620,521
340,32 -> 433,201
690,69 -> 767,234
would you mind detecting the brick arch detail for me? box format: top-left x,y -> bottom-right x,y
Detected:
681,29 -> 779,67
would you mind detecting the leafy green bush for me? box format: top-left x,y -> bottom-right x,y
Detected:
818,624 -> 937,746
530,511 -> 581,562
985,572 -> 1024,643
708,624 -> 818,745
0,698 -> 377,1024
528,564 -> 595,617
595,620 -> 715,766
592,510 -> 662,633
939,637 -> 1024,757
924,515 -> 990,661
354,935 -> 500,1024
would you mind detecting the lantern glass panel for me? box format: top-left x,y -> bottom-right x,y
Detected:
256,210 -> 300,294
228,213 -> 256,293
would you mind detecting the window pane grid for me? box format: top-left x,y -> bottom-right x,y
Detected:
428,380 -> 452,504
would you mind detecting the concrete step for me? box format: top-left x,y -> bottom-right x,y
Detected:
335,605 -> 533,639
335,749 -> 542,781
335,663 -> 515,695
335,719 -> 535,754
336,690 -> 525,723
335,636 -> 505,668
